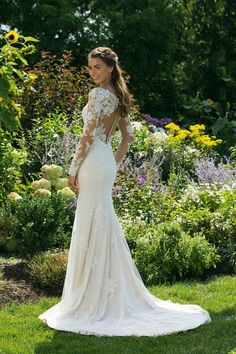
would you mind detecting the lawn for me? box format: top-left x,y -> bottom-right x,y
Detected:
0,275 -> 235,354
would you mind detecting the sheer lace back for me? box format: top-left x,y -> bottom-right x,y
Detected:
68,87 -> 134,177
87,88 -> 121,145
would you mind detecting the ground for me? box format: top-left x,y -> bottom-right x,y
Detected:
0,255 -> 59,307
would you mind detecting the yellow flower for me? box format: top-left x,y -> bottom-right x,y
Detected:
189,124 -> 205,132
194,134 -> 222,147
215,139 -> 223,144
207,98 -> 214,105
164,122 -> 180,131
4,30 -> 19,43
166,135 -> 176,142
178,129 -> 190,138
0,96 -> 3,103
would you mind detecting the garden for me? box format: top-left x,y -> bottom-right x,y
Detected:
0,1 -> 236,353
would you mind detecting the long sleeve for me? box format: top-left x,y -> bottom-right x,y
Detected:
114,113 -> 134,169
68,89 -> 101,177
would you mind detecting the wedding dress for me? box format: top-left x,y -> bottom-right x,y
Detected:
38,86 -> 211,336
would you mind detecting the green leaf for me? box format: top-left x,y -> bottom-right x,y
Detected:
221,76 -> 232,82
0,78 -> 10,98
211,118 -> 228,135
6,61 -> 18,66
0,106 -> 19,130
13,51 -> 28,65
12,68 -> 23,79
23,36 -> 40,42
2,65 -> 14,76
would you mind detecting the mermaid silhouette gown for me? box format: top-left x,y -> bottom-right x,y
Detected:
38,86 -> 211,336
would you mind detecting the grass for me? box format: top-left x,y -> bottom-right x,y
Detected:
0,275 -> 235,354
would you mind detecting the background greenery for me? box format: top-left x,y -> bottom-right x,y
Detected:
1,1 -> 235,126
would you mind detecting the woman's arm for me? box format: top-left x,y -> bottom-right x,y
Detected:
68,88 -> 101,177
114,113 -> 134,169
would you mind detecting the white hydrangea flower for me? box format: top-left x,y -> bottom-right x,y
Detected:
33,188 -> 51,198
7,192 -> 22,201
32,178 -> 51,191
54,178 -> 68,191
41,164 -> 62,180
57,186 -> 75,201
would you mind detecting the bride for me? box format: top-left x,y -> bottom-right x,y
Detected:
38,47 -> 211,336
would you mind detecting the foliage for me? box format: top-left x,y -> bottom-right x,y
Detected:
0,128 -> 28,205
126,222 -> 219,285
181,0 -> 236,106
17,109 -> 83,178
1,1 -> 236,140
0,193 -> 74,257
27,249 -> 68,291
193,155 -> 236,186
181,96 -> 236,153
113,154 -> 175,224
172,183 -> 236,273
0,30 -> 39,130
19,50 -> 90,125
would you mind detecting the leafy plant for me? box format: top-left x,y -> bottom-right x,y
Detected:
131,222 -> 219,285
0,193 -> 74,256
27,249 -> 68,292
0,127 -> 28,204
0,30 -> 39,130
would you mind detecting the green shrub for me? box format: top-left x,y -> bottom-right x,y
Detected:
0,128 -> 28,205
27,249 -> 68,291
178,207 -> 236,274
172,184 -> 236,273
0,193 -> 74,257
131,222 -> 219,285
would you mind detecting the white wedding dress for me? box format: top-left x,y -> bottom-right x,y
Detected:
38,86 -> 211,336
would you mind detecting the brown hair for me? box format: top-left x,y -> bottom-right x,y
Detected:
88,47 -> 132,117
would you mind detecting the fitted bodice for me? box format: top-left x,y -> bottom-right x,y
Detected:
68,86 -> 134,177
82,89 -> 120,145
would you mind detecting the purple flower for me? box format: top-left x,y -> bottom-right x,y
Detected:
141,113 -> 172,127
137,175 -> 147,184
194,156 -> 236,186
112,185 -> 124,196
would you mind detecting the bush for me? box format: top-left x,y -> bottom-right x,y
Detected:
177,208 -> 236,274
173,183 -> 236,273
0,128 -> 28,205
27,249 -> 68,292
0,193 -> 74,256
130,222 -> 219,285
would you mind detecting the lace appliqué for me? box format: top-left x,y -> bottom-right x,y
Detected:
93,206 -> 107,224
124,114 -> 134,136
91,255 -> 98,272
77,236 -> 88,255
68,87 -> 120,177
104,278 -> 117,298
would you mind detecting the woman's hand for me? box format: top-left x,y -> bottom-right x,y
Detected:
68,175 -> 79,194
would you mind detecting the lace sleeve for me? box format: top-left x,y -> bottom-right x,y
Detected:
68,88 -> 101,177
123,113 -> 134,138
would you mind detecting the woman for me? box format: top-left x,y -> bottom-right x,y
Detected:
38,47 -> 211,336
